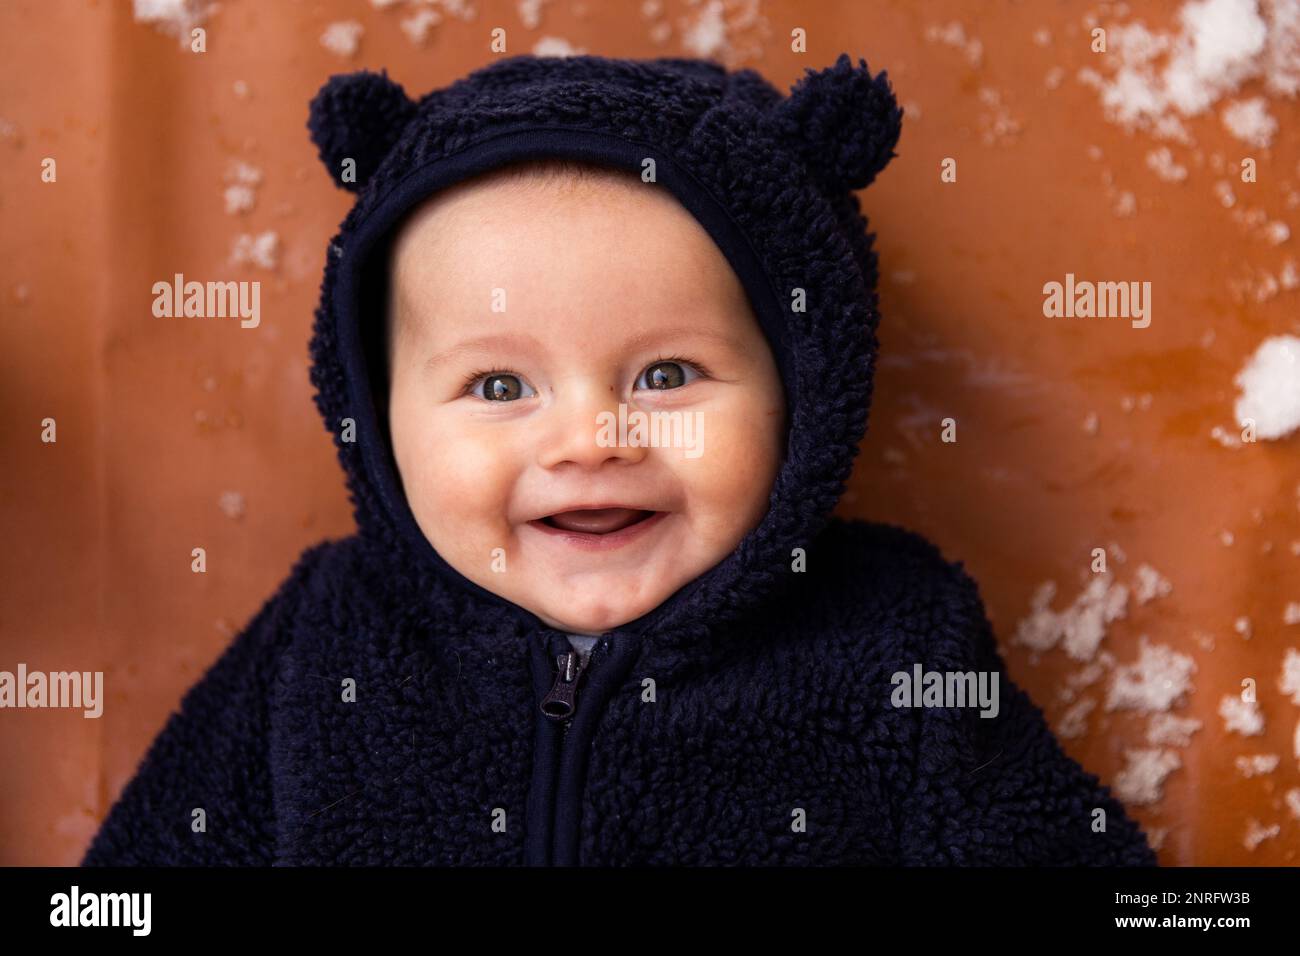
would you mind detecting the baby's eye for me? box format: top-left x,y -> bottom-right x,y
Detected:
635,360 -> 702,391
471,372 -> 537,402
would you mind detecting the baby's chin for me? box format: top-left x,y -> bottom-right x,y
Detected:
517,577 -> 675,635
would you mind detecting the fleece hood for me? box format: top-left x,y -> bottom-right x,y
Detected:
306,52 -> 902,653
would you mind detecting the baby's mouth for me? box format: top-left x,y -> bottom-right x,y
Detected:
538,508 -> 658,535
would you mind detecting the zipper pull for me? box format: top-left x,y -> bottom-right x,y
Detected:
540,650 -> 588,721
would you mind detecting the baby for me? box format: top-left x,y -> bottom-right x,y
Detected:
82,54 -> 1157,866
385,156 -> 785,643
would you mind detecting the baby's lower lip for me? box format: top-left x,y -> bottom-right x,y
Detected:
524,510 -> 668,551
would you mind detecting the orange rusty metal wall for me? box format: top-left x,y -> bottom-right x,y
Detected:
1,0 -> 1297,865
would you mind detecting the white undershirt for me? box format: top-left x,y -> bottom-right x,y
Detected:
565,634 -> 600,663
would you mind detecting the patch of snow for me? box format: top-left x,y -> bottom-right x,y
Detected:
401,9 -> 442,44
1222,96 -> 1279,145
1279,647 -> 1300,702
1114,748 -> 1182,805
517,0 -> 550,30
1057,698 -> 1096,738
230,231 -> 279,270
1235,753 -> 1280,775
1106,637 -> 1197,712
1147,712 -> 1203,746
320,21 -> 363,58
926,20 -> 984,66
533,36 -> 586,56
1014,575 -> 1129,660
682,0 -> 728,58
223,160 -> 261,215
1146,146 -> 1189,181
1243,818 -> 1280,850
1219,693 -> 1265,735
217,490 -> 245,519
1133,563 -> 1173,604
1234,335 -> 1300,440
1077,0 -> 1300,143
133,0 -> 214,42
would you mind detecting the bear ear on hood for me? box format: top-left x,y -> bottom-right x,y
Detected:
773,53 -> 903,193
307,70 -> 417,193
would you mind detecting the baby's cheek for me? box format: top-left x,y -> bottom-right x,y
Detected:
680,404 -> 781,538
407,422 -> 517,551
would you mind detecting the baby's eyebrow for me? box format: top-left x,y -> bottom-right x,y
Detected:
425,332 -> 545,371
619,326 -> 747,355
425,326 -> 745,372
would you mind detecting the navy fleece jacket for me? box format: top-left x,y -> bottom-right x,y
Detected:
82,53 -> 1157,866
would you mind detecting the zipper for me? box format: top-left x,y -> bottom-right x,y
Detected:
528,634 -> 628,865
539,648 -> 593,731
535,642 -> 598,865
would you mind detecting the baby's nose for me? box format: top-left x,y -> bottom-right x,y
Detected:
535,383 -> 647,470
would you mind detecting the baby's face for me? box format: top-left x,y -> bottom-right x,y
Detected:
387,171 -> 785,635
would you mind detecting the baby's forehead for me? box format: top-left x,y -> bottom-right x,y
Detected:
387,170 -> 747,320
391,164 -> 649,260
